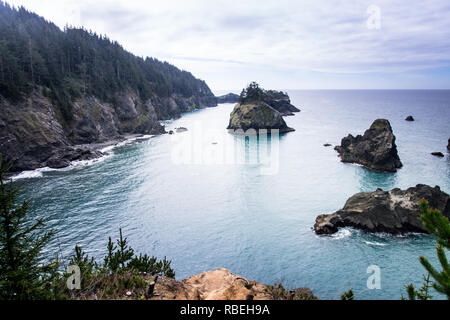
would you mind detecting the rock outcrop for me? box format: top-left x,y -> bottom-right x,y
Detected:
216,93 -> 240,104
263,90 -> 300,116
152,268 -> 316,300
314,184 -> 450,235
405,116 -> 415,121
227,102 -> 294,134
334,119 -> 402,172
447,139 -> 450,151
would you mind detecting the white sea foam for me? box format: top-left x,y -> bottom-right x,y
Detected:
364,241 -> 387,246
331,228 -> 352,240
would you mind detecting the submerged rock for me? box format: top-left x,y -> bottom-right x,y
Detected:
405,116 -> 415,121
324,143 -> 332,147
431,152 -> 444,157
334,119 -> 402,172
227,102 -> 294,134
314,184 -> 450,235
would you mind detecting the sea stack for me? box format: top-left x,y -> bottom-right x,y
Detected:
314,185 -> 450,235
334,119 -> 402,172
227,82 -> 296,134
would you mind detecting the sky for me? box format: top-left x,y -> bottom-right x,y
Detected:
5,0 -> 450,92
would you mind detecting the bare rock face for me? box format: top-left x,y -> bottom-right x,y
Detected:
263,90 -> 300,116
334,119 -> 402,172
314,184 -> 450,235
0,89 -> 218,172
227,102 -> 295,134
152,268 -> 316,300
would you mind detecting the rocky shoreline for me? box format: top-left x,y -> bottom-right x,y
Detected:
0,90 -> 218,173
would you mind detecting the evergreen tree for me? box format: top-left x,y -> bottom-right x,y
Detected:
404,274 -> 433,300
405,200 -> 450,299
341,289 -> 354,300
0,154 -> 59,299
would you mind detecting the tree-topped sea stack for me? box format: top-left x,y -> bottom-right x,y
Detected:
334,119 -> 402,172
227,82 -> 297,134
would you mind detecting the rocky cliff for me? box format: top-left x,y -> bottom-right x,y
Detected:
314,184 -> 450,235
0,4 -> 217,172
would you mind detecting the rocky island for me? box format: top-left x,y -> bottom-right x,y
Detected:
334,119 -> 403,172
314,184 -> 450,235
227,82 -> 297,134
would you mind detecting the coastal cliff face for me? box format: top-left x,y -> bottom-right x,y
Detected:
314,184 -> 450,235
0,4 -> 217,172
0,90 -> 216,172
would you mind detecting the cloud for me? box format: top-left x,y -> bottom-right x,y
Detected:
6,0 -> 450,89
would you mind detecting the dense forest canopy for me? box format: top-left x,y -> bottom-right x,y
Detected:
0,2 -> 214,120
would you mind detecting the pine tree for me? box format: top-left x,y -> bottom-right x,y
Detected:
341,289 -> 354,300
418,200 -> 450,298
405,200 -> 450,299
0,154 -> 59,299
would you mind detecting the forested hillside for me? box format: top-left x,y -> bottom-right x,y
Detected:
0,2 -> 217,172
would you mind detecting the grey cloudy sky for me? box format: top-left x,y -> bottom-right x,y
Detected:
6,0 -> 450,92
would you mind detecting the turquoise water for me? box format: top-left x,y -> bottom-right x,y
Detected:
15,90 -> 450,300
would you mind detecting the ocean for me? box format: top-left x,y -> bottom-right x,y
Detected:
13,90 -> 450,299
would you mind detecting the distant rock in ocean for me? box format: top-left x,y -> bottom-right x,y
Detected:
334,119 -> 402,172
314,184 -> 450,235
448,139 -> 450,151
216,93 -> 240,104
227,82 -> 296,134
176,127 -> 188,133
323,143 -> 332,147
431,152 -> 444,157
405,115 -> 415,121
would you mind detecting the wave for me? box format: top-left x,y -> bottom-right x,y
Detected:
364,241 -> 387,246
331,228 -> 352,240
11,135 -> 154,181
